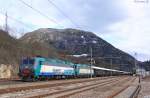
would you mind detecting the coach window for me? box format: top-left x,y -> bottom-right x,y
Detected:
39,61 -> 43,65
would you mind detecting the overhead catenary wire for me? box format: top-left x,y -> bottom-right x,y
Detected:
18,0 -> 63,28
47,0 -> 79,28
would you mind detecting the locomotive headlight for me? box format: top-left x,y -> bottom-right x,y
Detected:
25,66 -> 29,68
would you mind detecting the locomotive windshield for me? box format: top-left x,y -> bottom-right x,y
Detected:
22,58 -> 35,65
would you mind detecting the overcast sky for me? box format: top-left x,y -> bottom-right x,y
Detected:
0,0 -> 150,61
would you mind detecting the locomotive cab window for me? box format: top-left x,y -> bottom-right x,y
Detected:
22,58 -> 35,65
39,61 -> 43,65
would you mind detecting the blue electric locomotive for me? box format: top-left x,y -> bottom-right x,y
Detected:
18,56 -> 94,81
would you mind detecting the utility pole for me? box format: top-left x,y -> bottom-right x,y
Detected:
5,12 -> 8,33
134,52 -> 141,83
90,46 -> 93,78
110,58 -> 112,76
134,53 -> 137,75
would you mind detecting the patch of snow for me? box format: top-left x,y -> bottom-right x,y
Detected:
81,35 -> 84,38
27,37 -> 31,40
83,40 -> 87,44
72,54 -> 88,57
92,40 -> 97,44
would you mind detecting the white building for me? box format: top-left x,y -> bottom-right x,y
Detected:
136,68 -> 150,78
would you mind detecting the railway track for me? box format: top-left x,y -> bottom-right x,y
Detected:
50,77 -> 132,98
29,77 -> 123,98
0,76 -> 115,86
0,77 -> 115,95
0,77 -> 131,98
0,78 -> 24,86
107,77 -> 136,98
0,78 -> 19,82
46,76 -> 135,98
130,85 -> 141,98
0,76 -> 137,98
108,77 -> 140,98
0,76 -> 124,98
